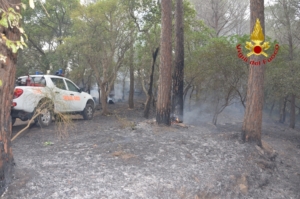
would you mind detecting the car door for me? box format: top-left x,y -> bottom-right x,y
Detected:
50,77 -> 70,112
65,79 -> 85,112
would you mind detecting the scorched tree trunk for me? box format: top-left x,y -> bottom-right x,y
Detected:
0,0 -> 21,194
242,0 -> 265,146
172,0 -> 184,122
156,0 -> 172,125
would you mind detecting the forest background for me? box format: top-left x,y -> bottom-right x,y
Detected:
16,0 -> 300,128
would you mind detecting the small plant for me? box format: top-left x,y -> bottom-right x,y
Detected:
43,141 -> 53,146
115,114 -> 135,129
54,112 -> 75,139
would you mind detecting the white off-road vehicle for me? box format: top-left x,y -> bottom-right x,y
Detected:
11,74 -> 95,127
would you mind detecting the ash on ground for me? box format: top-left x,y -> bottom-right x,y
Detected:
3,102 -> 300,199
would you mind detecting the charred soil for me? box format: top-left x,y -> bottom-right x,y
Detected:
2,100 -> 300,199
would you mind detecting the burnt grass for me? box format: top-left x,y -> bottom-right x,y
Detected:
2,99 -> 300,199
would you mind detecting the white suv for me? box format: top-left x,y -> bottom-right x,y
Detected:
11,75 -> 95,127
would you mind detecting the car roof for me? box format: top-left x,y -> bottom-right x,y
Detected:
18,75 -> 64,79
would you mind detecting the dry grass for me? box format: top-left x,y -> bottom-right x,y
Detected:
112,150 -> 136,160
115,114 -> 136,130
54,112 -> 75,139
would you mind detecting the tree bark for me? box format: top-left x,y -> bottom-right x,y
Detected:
269,101 -> 275,117
156,0 -> 172,125
242,0 -> 265,146
122,73 -> 126,101
289,94 -> 296,129
279,96 -> 287,123
172,0 -> 184,122
128,45 -> 134,109
100,83 -> 109,115
144,47 -> 159,118
98,84 -> 101,105
0,0 -> 21,194
282,0 -> 296,129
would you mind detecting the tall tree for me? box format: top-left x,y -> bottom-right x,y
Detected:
126,0 -> 161,118
273,0 -> 298,128
19,0 -> 79,74
69,0 -> 133,114
0,0 -> 22,194
144,47 -> 159,118
172,0 -> 184,122
242,0 -> 265,146
128,40 -> 134,109
189,0 -> 249,36
156,0 -> 172,125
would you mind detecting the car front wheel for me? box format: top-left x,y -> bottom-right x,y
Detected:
37,107 -> 53,127
82,103 -> 94,120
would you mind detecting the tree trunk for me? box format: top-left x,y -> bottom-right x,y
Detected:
172,0 -> 184,122
289,94 -> 296,129
183,84 -> 192,103
87,71 -> 94,94
282,1 -> 295,129
128,45 -> 134,109
212,105 -> 219,126
279,96 -> 287,123
144,47 -> 159,118
0,0 -> 21,194
188,85 -> 195,111
122,73 -> 126,101
269,101 -> 275,117
100,83 -> 109,115
156,0 -> 172,125
242,0 -> 265,146
98,85 -> 101,105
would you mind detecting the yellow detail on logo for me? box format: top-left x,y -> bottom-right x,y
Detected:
245,19 -> 270,57
0,80 -> 2,87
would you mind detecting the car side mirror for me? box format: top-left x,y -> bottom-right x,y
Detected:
78,88 -> 82,93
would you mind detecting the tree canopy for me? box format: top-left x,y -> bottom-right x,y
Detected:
14,0 -> 300,126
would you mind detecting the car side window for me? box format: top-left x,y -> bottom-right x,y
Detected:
66,80 -> 79,92
51,78 -> 66,90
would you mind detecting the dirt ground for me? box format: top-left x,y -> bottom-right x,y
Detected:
2,99 -> 300,199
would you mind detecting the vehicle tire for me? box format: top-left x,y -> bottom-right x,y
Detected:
82,103 -> 94,120
11,117 -> 16,126
36,100 -> 53,127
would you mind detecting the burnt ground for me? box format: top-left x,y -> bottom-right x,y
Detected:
2,99 -> 300,199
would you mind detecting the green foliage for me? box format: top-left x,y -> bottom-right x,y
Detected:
265,44 -> 300,99
62,0 -> 135,104
185,34 -> 249,115
17,0 -> 80,73
12,0 -> 299,123
0,6 -> 28,58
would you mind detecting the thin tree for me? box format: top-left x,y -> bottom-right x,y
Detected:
0,0 -> 21,194
172,0 -> 184,122
144,47 -> 159,118
190,0 -> 249,36
156,0 -> 172,125
128,41 -> 134,109
268,0 -> 299,128
242,0 -> 265,146
282,0 -> 296,129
